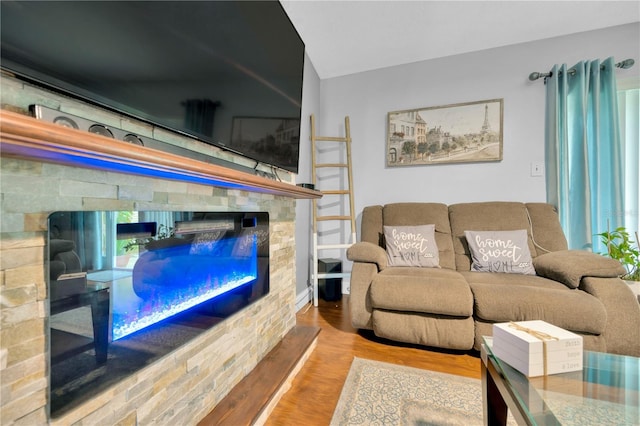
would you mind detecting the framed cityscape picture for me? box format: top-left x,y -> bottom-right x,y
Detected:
386,98 -> 503,167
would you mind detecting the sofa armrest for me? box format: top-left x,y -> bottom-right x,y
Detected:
347,242 -> 387,271
581,277 -> 640,357
533,250 -> 626,289
349,262 -> 378,330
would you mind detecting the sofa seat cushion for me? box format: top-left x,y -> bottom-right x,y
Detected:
461,270 -> 568,290
370,268 -> 472,316
372,310 -> 475,350
467,276 -> 607,335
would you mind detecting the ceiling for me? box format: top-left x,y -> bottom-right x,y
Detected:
280,1 -> 640,79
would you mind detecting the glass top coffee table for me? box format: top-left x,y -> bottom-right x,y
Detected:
481,336 -> 639,425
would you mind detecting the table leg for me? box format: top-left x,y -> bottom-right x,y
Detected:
482,347 -> 508,426
90,289 -> 110,363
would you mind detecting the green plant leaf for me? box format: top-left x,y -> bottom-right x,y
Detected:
596,226 -> 640,281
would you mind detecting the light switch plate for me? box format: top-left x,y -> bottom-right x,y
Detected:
531,162 -> 544,177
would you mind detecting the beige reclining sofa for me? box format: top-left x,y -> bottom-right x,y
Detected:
347,202 -> 640,356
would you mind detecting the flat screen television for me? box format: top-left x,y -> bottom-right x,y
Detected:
0,1 -> 305,173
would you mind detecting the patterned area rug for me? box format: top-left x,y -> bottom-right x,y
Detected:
331,357 -> 512,426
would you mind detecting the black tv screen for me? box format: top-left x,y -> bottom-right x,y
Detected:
0,1 -> 305,173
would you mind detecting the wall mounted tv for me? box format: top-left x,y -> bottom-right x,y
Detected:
0,1 -> 305,173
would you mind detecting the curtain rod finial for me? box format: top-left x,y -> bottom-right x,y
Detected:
619,58 -> 635,69
529,71 -> 552,82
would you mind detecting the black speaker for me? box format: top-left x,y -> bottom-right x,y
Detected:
318,258 -> 342,301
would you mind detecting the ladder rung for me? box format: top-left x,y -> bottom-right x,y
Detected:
317,243 -> 352,250
321,190 -> 350,195
317,216 -> 352,221
314,136 -> 350,142
314,272 -> 351,279
316,163 -> 348,168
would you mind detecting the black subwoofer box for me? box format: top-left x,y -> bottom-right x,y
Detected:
318,258 -> 342,301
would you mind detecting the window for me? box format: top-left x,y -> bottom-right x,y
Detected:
618,81 -> 639,233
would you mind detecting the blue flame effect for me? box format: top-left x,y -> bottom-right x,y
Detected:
111,234 -> 258,340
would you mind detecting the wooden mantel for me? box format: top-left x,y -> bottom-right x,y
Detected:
0,110 -> 322,199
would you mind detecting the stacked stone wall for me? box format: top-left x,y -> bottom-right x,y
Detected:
1,76 -> 298,425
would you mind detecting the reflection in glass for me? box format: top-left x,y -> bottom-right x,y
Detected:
48,210 -> 269,341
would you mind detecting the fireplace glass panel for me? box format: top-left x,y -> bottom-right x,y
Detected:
47,210 -> 269,417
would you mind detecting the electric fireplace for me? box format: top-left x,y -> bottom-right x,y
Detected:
48,210 -> 269,416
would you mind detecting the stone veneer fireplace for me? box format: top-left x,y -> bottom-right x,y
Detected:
0,79 -> 319,424
47,209 -> 272,417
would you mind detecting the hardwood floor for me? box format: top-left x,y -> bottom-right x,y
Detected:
265,296 -> 481,425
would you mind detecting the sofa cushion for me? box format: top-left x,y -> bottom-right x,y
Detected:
371,268 -> 472,316
384,224 -> 439,267
524,203 -> 568,255
464,229 -> 535,275
360,205 -> 384,246
382,203 -> 456,270
468,278 -> 607,335
460,270 -> 566,290
449,202 -> 538,271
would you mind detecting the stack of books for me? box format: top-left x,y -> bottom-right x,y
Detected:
492,320 -> 583,377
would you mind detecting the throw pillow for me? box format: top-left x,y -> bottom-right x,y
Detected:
464,229 -> 535,275
383,224 -> 440,267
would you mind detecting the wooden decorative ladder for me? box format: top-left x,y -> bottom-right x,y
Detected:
310,114 -> 356,306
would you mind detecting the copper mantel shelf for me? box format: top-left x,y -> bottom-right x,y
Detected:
0,110 -> 321,199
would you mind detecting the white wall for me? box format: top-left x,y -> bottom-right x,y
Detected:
295,54 -> 321,306
295,23 -> 640,298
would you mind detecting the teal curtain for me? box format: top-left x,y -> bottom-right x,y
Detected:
545,57 -> 624,251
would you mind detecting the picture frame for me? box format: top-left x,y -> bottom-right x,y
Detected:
386,98 -> 503,167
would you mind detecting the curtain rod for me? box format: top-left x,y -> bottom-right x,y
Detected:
528,58 -> 635,82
